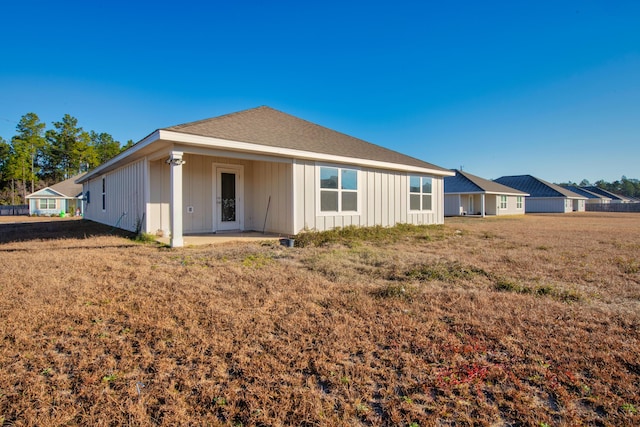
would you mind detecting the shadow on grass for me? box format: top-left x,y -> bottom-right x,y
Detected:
0,218 -> 135,245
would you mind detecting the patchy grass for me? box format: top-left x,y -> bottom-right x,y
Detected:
294,223 -> 450,247
0,213 -> 639,426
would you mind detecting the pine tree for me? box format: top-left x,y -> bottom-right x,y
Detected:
43,114 -> 90,181
10,113 -> 46,194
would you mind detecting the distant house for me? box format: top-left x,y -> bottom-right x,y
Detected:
444,170 -> 528,217
26,173 -> 86,216
77,106 -> 454,247
561,185 -> 611,204
580,186 -> 633,203
494,175 -> 587,213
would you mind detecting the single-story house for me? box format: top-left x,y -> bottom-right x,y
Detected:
26,173 -> 86,216
580,186 -> 633,203
444,169 -> 529,217
561,185 -> 611,204
77,106 -> 454,247
493,175 -> 587,213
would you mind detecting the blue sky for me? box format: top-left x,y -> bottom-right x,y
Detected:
1,0 -> 638,183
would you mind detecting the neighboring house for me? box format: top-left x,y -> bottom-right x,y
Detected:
26,173 -> 86,216
77,106 -> 454,247
444,169 -> 528,217
494,175 -> 587,213
580,186 -> 633,203
561,185 -> 611,204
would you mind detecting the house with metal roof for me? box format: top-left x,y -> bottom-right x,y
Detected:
444,170 -> 528,217
580,186 -> 633,203
561,185 -> 612,204
26,172 -> 86,216
77,106 -> 454,247
494,175 -> 587,213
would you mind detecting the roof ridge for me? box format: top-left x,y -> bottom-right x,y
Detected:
165,105 -> 272,130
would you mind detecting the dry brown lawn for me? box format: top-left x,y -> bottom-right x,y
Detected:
0,213 -> 639,426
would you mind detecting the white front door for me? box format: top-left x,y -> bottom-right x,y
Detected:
468,195 -> 474,214
214,165 -> 243,231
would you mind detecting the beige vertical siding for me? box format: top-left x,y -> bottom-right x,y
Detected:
182,155 -> 213,233
250,161 -> 293,234
495,195 -> 526,215
148,159 -> 170,235
83,158 -> 146,232
525,198 -> 568,213
444,194 -> 461,216
293,161 -> 444,232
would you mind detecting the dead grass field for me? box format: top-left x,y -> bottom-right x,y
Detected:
0,213 -> 639,426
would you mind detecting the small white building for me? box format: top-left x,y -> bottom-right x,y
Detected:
562,185 -> 612,204
77,106 -> 454,246
494,175 -> 587,213
444,170 -> 528,217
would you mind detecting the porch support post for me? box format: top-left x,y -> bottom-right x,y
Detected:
481,194 -> 485,218
169,151 -> 184,247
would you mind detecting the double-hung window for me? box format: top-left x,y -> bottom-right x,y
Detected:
516,196 -> 523,209
39,199 -> 56,209
319,166 -> 358,213
409,176 -> 432,211
500,195 -> 507,209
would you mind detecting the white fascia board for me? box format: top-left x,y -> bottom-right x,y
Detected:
445,191 -> 486,195
159,130 -> 454,176
76,130 -> 161,184
26,188 -> 67,198
485,191 -> 530,196
445,191 -> 529,196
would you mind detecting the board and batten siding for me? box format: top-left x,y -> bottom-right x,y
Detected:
83,158 -> 146,232
495,195 -> 525,216
525,198 -> 570,213
147,154 -> 293,236
293,160 -> 444,232
249,161 -> 293,235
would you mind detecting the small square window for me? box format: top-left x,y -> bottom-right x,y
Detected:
409,176 -> 433,211
318,166 -> 358,214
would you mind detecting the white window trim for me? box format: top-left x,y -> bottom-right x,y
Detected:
408,174 -> 434,212
316,164 -> 361,216
516,196 -> 523,209
39,198 -> 56,210
500,195 -> 507,209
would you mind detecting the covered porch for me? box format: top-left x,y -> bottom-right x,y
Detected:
147,147 -> 295,247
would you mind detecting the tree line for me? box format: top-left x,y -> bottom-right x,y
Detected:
0,113 -> 132,205
1,112 -> 638,205
559,177 -> 640,199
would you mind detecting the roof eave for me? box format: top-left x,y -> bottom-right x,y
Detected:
160,130 -> 455,176
77,130 -> 161,184
25,188 -> 67,198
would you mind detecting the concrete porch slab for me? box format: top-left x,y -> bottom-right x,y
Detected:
156,231 -> 284,246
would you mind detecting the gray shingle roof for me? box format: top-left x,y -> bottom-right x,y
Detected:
28,173 -> 86,198
164,106 -> 450,172
494,175 -> 585,198
445,170 -> 528,195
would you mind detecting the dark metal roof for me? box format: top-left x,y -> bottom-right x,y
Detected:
562,185 -> 610,200
581,186 -> 630,202
445,170 -> 528,195
494,175 -> 585,198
